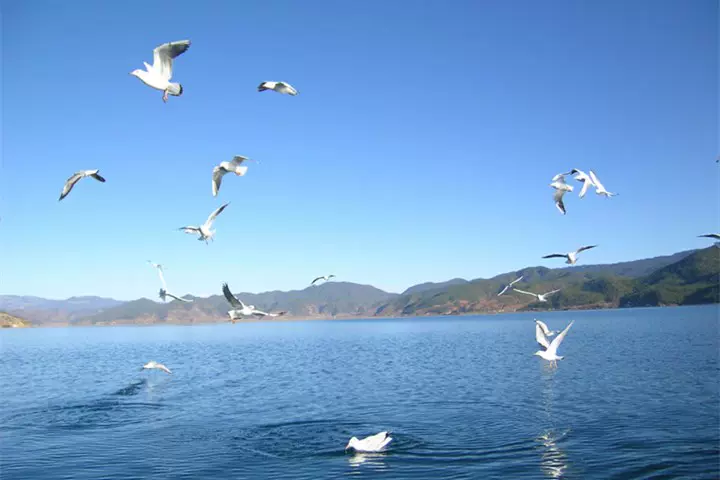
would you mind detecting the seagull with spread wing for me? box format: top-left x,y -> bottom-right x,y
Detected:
534,320 -> 575,367
141,361 -> 172,375
698,233 -> 720,240
588,170 -> 617,198
498,275 -> 524,296
542,245 -> 597,265
130,40 -> 191,102
513,288 -> 561,303
258,81 -> 298,95
212,156 -> 255,197
311,274 -> 336,286
58,170 -> 106,201
179,202 -> 230,244
221,283 -> 275,322
550,172 -> 573,215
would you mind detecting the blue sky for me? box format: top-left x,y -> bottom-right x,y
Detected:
1,0 -> 718,300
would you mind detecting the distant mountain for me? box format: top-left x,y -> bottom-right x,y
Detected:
0,295 -> 126,325
0,311 -> 31,328
554,249 -> 697,277
401,278 -> 469,296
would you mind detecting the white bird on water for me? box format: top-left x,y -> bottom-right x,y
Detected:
550,172 -> 573,215
311,274 -> 336,286
535,319 -> 557,337
345,431 -> 393,453
141,361 -> 172,374
542,245 -> 597,265
130,40 -> 191,103
212,156 -> 255,197
147,261 -> 167,289
498,275 -> 524,296
258,81 -> 298,96
59,170 -> 106,201
534,320 -> 574,367
179,202 -> 230,244
569,169 -> 595,199
159,288 -> 192,303
588,170 -> 618,198
513,288 -> 561,303
221,283 -> 276,321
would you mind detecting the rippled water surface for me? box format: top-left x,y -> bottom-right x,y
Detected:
1,306 -> 718,479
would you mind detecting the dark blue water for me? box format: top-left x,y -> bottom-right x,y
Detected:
1,305 -> 718,479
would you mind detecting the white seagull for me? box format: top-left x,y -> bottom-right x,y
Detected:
147,261 -> 167,289
542,245 -> 597,265
534,320 -> 574,367
212,156 -> 254,197
588,170 -> 618,198
498,275 -> 524,296
141,361 -> 172,375
698,233 -> 720,240
513,288 -> 561,303
535,319 -> 557,337
311,274 -> 336,286
221,283 -> 271,321
345,431 -> 393,453
550,173 -> 574,215
179,202 -> 230,244
159,288 -> 192,303
569,169 -> 595,198
59,170 -> 106,201
258,81 -> 298,96
130,40 -> 191,103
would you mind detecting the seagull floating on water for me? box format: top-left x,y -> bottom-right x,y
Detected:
130,40 -> 191,103
588,170 -> 617,198
141,361 -> 172,374
550,173 -> 573,215
498,275 -> 524,296
535,319 -> 557,337
59,170 -> 106,201
542,245 -> 597,265
159,288 -> 192,303
179,202 -> 230,244
534,320 -> 574,367
569,169 -> 595,198
212,156 -> 254,197
345,431 -> 393,453
513,288 -> 561,303
221,283 -> 275,321
311,274 -> 335,286
258,81 -> 298,96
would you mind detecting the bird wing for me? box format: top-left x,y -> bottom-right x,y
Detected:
510,275 -> 524,286
535,323 -> 551,349
328,275 -> 336,279
588,170 -> 605,191
157,364 -> 172,374
551,172 -> 571,182
231,155 -> 249,166
361,432 -> 390,450
698,234 -> 720,239
575,245 -> 597,254
578,178 -> 591,198
212,166 -> 227,197
535,319 -> 551,336
59,172 -> 84,200
553,189 -> 567,215
152,40 -> 191,80
222,283 -> 243,308
513,288 -> 538,298
205,202 -> 230,228
179,226 -> 200,234
167,292 -> 192,302
543,289 -> 561,297
149,263 -> 168,289
497,285 -> 509,296
252,309 -> 269,317
90,172 -> 106,183
547,320 -> 574,356
310,276 -> 324,285
542,254 -> 567,259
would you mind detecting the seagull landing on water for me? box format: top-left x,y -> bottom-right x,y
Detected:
130,40 -> 191,103
159,288 -> 192,303
498,275 -> 524,296
513,288 -> 561,303
141,361 -> 172,374
258,81 -> 298,96
179,202 -> 230,244
311,274 -> 336,286
550,172 -> 573,215
535,319 -> 557,337
535,320 -> 574,368
542,245 -> 597,265
345,431 -> 393,453
59,170 -> 106,201
212,156 -> 255,197
588,170 -> 618,198
569,169 -> 595,199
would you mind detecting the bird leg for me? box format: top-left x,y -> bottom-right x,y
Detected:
162,90 -> 169,103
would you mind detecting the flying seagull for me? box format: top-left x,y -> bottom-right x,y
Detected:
588,170 -> 617,198
221,283 -> 271,321
498,275 -> 524,296
513,288 -> 561,303
345,431 -> 393,453
542,245 -> 597,265
59,170 -> 106,201
130,40 -> 191,103
147,261 -> 167,289
534,320 -> 574,367
311,274 -> 336,286
550,173 -> 573,215
212,156 -> 254,197
698,233 -> 720,240
258,81 -> 298,96
535,319 -> 557,337
569,169 -> 595,198
179,202 -> 230,244
141,361 -> 172,375
159,288 -> 192,303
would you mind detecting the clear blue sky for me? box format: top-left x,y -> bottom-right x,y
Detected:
1,0 -> 718,300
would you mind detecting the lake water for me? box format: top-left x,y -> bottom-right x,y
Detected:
1,306 -> 718,479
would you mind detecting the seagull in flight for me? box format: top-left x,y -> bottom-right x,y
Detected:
258,81 -> 298,96
179,202 -> 230,244
498,275 -> 524,296
542,245 -> 597,265
534,320 -> 574,367
535,319 -> 557,337
130,40 -> 191,103
345,431 -> 393,453
221,283 -> 272,321
141,361 -> 172,375
159,288 -> 192,303
550,172 -> 573,215
588,170 -> 617,198
698,233 -> 720,240
212,156 -> 255,197
569,169 -> 595,198
59,170 -> 106,201
311,274 -> 336,286
147,261 -> 167,289
513,288 -> 561,303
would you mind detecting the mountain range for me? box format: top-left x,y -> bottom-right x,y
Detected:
1,247 -> 717,326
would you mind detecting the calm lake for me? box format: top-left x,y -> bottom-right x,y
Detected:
1,305 -> 718,479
